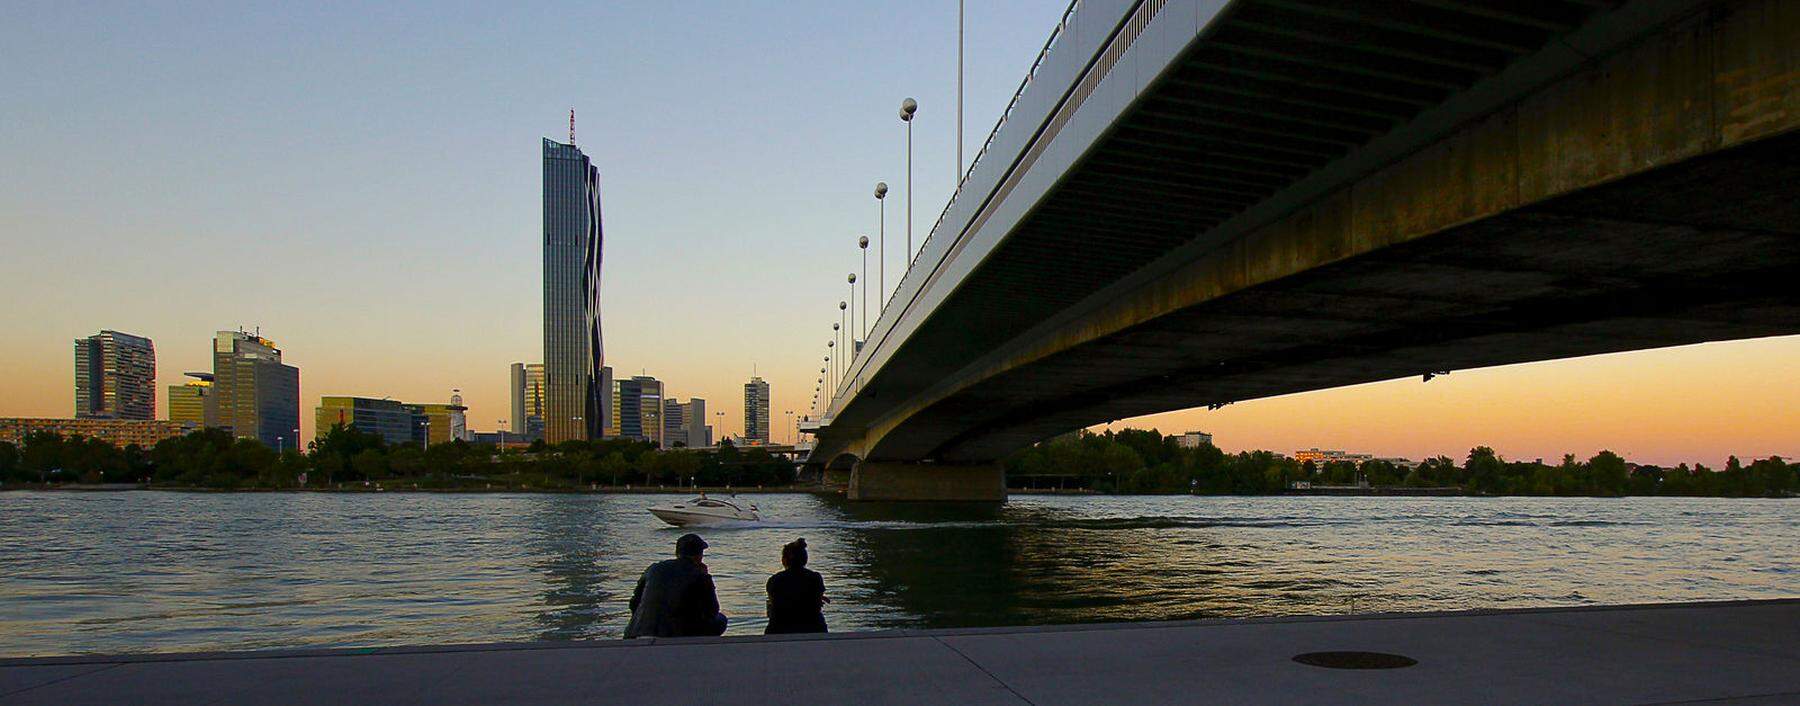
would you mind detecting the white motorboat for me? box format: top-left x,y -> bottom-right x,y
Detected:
648,495 -> 762,526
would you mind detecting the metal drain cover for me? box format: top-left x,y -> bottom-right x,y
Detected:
1292,651 -> 1418,669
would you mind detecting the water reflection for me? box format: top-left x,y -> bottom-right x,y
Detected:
524,496 -> 618,640
0,492 -> 1792,657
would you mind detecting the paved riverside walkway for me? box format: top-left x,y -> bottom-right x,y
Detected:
3,600 -> 1796,705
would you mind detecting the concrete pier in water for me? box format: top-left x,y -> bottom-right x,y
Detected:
2,600 -> 1795,704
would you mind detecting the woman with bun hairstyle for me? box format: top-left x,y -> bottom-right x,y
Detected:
764,538 -> 828,634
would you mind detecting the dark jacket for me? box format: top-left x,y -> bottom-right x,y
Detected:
625,558 -> 724,638
764,567 -> 827,634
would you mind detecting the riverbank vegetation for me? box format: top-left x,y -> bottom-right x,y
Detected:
0,426 -> 795,490
1,426 -> 1791,497
1003,429 -> 1796,497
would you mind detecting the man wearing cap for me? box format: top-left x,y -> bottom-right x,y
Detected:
624,533 -> 728,638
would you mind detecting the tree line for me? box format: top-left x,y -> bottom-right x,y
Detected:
3,426 -> 1793,497
1003,429 -> 1797,497
0,425 -> 797,490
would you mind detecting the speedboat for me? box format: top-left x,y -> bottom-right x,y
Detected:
648,495 -> 762,526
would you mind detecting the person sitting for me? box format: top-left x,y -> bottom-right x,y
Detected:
625,533 -> 727,638
764,537 -> 828,634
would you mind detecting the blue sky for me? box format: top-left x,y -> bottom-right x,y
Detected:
2,0 -> 1795,463
0,0 -> 1070,441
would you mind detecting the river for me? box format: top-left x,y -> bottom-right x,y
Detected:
0,492 -> 1792,657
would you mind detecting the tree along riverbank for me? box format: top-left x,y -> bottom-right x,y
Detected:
1005,429 -> 1797,498
2,426 -> 1792,498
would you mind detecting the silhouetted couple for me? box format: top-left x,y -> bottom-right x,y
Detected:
623,534 -> 827,639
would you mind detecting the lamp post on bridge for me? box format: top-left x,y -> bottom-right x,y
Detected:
900,98 -> 917,268
874,184 -> 889,309
846,275 -> 857,360
857,235 -> 868,339
875,182 -> 887,306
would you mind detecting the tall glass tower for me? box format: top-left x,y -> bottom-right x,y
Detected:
542,137 -> 604,443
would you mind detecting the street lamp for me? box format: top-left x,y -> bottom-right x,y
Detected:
714,410 -> 725,446
875,182 -> 888,305
846,274 -> 857,358
858,235 -> 870,337
838,301 -> 847,370
900,98 -> 918,266
497,419 -> 507,450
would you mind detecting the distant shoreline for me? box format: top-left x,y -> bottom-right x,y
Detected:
0,484 -> 1101,496
4,484 -> 1786,499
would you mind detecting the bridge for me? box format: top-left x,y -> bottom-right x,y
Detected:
805,0 -> 1800,501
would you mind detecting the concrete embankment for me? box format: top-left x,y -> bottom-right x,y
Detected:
3,600 -> 1795,705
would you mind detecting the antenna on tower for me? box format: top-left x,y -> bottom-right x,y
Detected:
569,109 -> 576,145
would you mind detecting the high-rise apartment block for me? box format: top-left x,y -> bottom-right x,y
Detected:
743,376 -> 771,445
212,330 -> 300,449
541,137 -> 605,443
73,330 -> 156,420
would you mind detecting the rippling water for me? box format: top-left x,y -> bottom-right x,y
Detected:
0,492 -> 1792,657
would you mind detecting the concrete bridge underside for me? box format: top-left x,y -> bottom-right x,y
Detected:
812,0 -> 1800,500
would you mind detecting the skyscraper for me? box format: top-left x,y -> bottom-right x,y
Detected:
616,375 -> 662,445
542,135 -> 604,443
212,330 -> 300,450
744,376 -> 771,445
508,362 -> 546,438
73,330 -> 156,420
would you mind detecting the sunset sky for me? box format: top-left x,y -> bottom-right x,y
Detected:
1,1 -> 1794,467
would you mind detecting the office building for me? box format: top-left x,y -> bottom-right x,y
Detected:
1293,448 -> 1375,465
662,397 -> 708,449
1175,431 -> 1214,449
212,330 -> 300,449
509,362 -> 546,439
314,396 -> 469,447
606,368 -> 620,438
662,399 -> 683,448
315,396 -> 416,446
743,376 -> 771,445
409,400 -> 469,446
167,372 -> 217,427
73,330 -> 156,420
616,375 -> 662,445
0,418 -> 195,449
597,365 -> 614,438
541,136 -> 605,443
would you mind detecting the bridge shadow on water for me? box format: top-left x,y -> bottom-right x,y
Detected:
816,496 -> 1299,630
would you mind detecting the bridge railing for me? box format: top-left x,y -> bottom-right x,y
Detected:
839,0 -> 1160,414
841,0 -> 1087,409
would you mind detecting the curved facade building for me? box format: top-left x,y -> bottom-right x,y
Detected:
542,138 -> 605,443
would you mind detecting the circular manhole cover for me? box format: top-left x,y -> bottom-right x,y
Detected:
1292,651 -> 1418,670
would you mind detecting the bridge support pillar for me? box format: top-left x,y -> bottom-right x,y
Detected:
848,461 -> 1005,502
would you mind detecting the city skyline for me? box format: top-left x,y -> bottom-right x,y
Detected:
1,1 -> 1796,465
